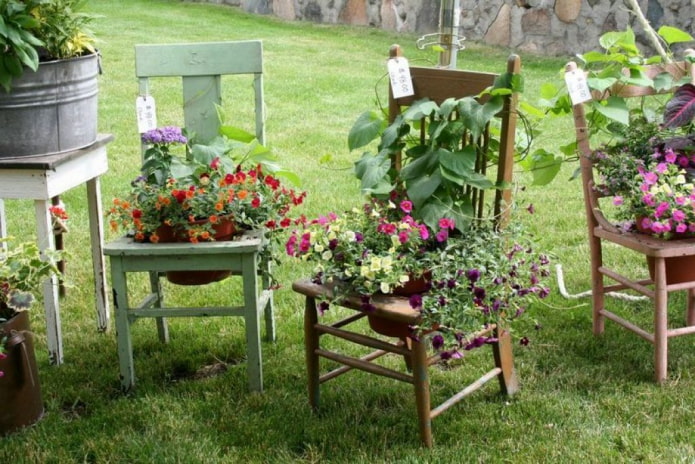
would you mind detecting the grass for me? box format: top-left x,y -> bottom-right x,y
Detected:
2,0 -> 695,462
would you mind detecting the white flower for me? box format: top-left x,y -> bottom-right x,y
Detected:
314,244 -> 324,253
369,256 -> 382,272
380,282 -> 391,293
344,230 -> 356,241
321,250 -> 333,260
398,274 -> 410,283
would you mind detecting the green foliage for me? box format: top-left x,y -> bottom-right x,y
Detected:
0,238 -> 62,319
0,0 -> 97,92
349,87 -> 514,233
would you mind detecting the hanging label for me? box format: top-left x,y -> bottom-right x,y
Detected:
135,96 -> 157,133
564,69 -> 592,105
387,57 -> 414,99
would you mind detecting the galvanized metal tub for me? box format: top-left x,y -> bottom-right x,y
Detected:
0,53 -> 99,158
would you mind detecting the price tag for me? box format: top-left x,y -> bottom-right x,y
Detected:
387,57 -> 414,99
135,96 -> 157,133
564,69 -> 592,105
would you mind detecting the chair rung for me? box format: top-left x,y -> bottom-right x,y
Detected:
316,348 -> 413,383
320,348 -> 391,382
599,309 -> 654,343
598,266 -> 654,298
667,325 -> 695,337
316,323 -> 410,356
130,306 -> 246,318
430,367 -> 502,419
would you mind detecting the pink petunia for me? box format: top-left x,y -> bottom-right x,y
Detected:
438,218 -> 455,230
400,200 -> 413,213
612,196 -> 623,206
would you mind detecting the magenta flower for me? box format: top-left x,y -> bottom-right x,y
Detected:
400,200 -> 413,213
438,218 -> 455,230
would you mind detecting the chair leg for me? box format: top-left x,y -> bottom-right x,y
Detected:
410,336 -> 432,448
492,327 -> 519,395
304,296 -> 320,412
653,258 -> 668,384
111,259 -> 135,391
242,254 -> 263,393
148,270 -> 169,343
261,261 -> 276,342
590,237 -> 605,335
687,289 -> 695,327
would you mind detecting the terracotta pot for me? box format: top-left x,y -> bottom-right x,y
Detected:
636,217 -> 695,285
0,310 -> 44,436
646,255 -> 695,285
391,270 -> 432,296
367,314 -> 413,339
155,216 -> 238,286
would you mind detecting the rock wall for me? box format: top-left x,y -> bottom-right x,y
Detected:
226,0 -> 695,56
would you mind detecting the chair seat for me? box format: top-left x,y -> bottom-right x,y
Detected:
292,279 -> 421,325
595,226 -> 695,259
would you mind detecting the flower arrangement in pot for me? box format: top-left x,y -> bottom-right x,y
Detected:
1,238 -> 62,435
107,125 -> 306,285
287,196 -> 551,357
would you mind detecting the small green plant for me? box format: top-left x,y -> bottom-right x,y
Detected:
0,238 -> 61,320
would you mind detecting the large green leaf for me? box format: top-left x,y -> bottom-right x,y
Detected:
354,152 -> 391,190
437,146 -> 476,181
347,110 -> 383,151
658,25 -> 694,45
400,149 -> 438,181
406,171 -> 442,208
591,97 -> 629,125
518,148 -> 563,186
401,99 -> 438,121
218,125 -> 255,143
457,96 -> 503,140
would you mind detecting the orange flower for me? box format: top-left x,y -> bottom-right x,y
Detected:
199,231 -> 211,241
214,202 -> 224,211
149,233 -> 160,243
238,190 -> 248,200
134,232 -> 145,242
209,215 -> 219,224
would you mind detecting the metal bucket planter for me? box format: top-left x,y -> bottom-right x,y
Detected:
0,53 -> 99,158
0,310 -> 44,436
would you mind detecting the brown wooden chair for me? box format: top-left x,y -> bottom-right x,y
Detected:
292,45 -> 521,447
568,50 -> 695,384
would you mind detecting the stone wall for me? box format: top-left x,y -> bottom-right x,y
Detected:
227,0 -> 694,56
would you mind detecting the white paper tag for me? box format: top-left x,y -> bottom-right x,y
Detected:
564,69 -> 592,105
387,57 -> 414,99
136,96 -> 157,133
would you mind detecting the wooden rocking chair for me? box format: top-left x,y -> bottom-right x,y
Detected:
568,50 -> 695,383
292,45 -> 521,447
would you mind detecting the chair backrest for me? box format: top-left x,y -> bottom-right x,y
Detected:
134,40 -> 265,145
568,51 -> 695,231
387,45 -> 520,226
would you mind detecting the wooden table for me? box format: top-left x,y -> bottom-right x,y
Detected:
0,134 -> 113,365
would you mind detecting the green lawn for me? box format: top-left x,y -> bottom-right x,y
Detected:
2,0 -> 695,462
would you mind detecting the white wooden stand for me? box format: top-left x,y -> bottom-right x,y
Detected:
0,134 -> 113,365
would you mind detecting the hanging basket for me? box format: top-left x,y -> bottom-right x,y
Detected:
0,310 -> 44,436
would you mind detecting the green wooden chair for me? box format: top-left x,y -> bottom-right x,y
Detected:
103,40 -> 274,392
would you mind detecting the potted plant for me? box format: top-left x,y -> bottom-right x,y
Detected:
0,0 -> 99,157
287,196 -> 550,356
107,125 -> 306,285
0,238 -> 61,436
